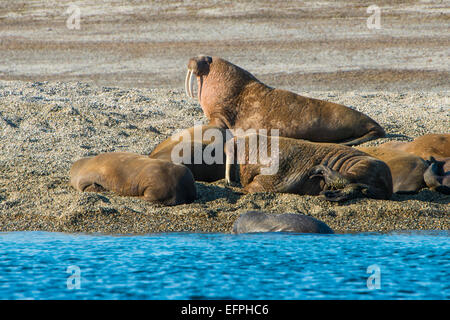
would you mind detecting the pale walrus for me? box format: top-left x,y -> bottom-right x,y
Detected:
185,55 -> 385,146
374,134 -> 450,160
225,133 -> 393,201
70,152 -> 197,206
149,125 -> 234,182
357,146 -> 428,194
423,157 -> 450,195
232,211 -> 334,234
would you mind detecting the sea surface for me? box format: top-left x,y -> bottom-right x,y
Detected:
0,231 -> 448,300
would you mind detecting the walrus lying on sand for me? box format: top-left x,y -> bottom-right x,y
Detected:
70,152 -> 197,205
374,134 -> 450,160
149,125 -> 234,182
232,211 -> 334,234
357,146 -> 428,194
225,133 -> 393,202
423,157 -> 450,195
186,55 -> 385,146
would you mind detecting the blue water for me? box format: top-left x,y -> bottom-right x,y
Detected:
0,231 -> 448,300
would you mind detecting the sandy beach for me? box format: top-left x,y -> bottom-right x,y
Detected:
0,0 -> 448,233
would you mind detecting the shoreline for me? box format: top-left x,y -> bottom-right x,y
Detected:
0,80 -> 448,234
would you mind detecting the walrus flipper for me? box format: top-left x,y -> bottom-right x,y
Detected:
320,183 -> 373,202
309,165 -> 376,202
339,127 -> 386,146
424,157 -> 450,195
83,183 -> 107,192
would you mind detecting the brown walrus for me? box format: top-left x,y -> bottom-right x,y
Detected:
186,55 -> 385,146
224,133 -> 393,201
70,152 -> 197,205
149,125 -> 234,182
357,146 -> 428,194
423,157 -> 450,195
374,134 -> 450,160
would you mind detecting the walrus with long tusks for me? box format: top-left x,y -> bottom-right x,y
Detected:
149,125 -> 235,182
357,146 -> 429,194
232,211 -> 334,234
374,134 -> 450,160
423,157 -> 450,195
70,152 -> 197,206
225,133 -> 393,202
186,55 -> 385,146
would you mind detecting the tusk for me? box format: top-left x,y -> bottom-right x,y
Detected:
189,70 -> 195,99
225,140 -> 234,184
197,75 -> 203,101
185,69 -> 192,98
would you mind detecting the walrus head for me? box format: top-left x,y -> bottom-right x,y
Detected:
185,55 -> 259,126
185,55 -> 212,100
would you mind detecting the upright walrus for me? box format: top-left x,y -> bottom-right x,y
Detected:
70,152 -> 197,206
149,125 -> 233,182
185,55 -> 385,146
225,133 -> 393,201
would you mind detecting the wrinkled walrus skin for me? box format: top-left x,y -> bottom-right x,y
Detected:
149,125 -> 233,182
186,55 -> 385,146
70,152 -> 197,206
376,134 -> 450,160
232,211 -> 334,234
357,146 -> 428,194
225,134 -> 393,202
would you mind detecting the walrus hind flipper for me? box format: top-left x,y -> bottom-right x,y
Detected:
309,165 -> 350,190
423,158 -> 450,194
83,183 -> 107,192
339,127 -> 386,146
320,183 -> 372,202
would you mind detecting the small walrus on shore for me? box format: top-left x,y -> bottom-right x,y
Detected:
225,133 -> 393,201
357,146 -> 428,194
232,211 -> 334,234
374,133 -> 450,160
70,152 -> 197,205
149,125 -> 233,182
185,55 -> 385,146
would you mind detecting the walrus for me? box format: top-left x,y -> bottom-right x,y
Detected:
149,125 -> 234,182
185,55 -> 385,146
423,157 -> 450,195
374,134 -> 450,160
70,152 -> 197,205
232,211 -> 334,234
357,146 -> 428,193
224,133 -> 393,201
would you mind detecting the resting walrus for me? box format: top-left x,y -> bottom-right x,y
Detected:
186,55 -> 385,146
149,125 -> 234,182
232,211 -> 334,234
225,133 -> 393,201
374,134 -> 450,160
357,146 -> 428,194
70,152 -> 197,205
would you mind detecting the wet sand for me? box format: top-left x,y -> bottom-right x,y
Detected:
0,1 -> 448,233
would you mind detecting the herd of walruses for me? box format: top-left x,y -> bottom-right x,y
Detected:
70,56 -> 449,234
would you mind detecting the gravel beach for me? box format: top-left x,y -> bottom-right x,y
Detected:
0,1 -> 448,233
